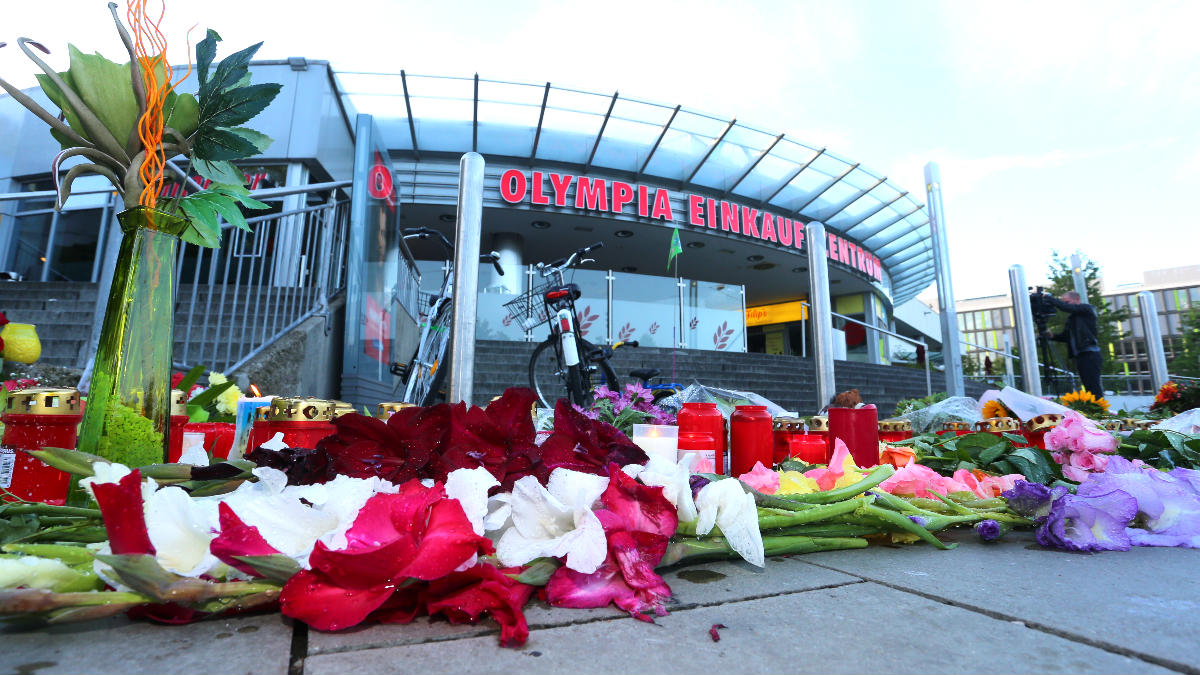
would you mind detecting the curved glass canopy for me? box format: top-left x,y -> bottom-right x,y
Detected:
333,71 -> 935,304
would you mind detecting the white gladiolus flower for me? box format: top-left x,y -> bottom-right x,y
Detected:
695,478 -> 764,568
636,452 -> 699,524
493,469 -> 610,573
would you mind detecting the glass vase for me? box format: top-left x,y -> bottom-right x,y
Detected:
75,206 -> 187,470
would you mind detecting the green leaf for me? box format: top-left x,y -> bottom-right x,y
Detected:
163,92 -> 199,138
25,447 -> 109,477
94,554 -> 185,601
179,224 -> 220,249
66,46 -> 139,147
35,72 -> 88,147
186,403 -> 210,423
231,555 -> 300,583
508,557 -> 561,587
188,381 -> 236,410
1001,432 -> 1028,446
228,127 -> 273,153
195,29 -> 223,93
208,183 -> 269,210
203,41 -> 264,100
193,159 -> 246,186
991,459 -> 1016,475
0,514 -> 41,545
1009,447 -> 1053,484
176,364 -> 206,397
191,191 -> 251,232
978,442 -> 1009,466
193,126 -> 261,161
178,199 -> 222,248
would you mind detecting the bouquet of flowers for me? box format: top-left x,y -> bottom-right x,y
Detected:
572,383 -> 676,436
1057,388 -> 1110,418
1152,381 -> 1200,416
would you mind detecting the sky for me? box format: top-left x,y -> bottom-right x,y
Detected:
4,0 -> 1198,302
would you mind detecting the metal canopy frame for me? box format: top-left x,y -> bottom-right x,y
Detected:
335,71 -> 937,303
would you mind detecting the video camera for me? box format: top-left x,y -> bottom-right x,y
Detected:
1028,286 -> 1058,323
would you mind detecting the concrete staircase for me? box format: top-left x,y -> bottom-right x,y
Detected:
2,281 -> 98,368
474,339 -> 990,416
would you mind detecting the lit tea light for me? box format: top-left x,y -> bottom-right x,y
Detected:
631,424 -> 678,464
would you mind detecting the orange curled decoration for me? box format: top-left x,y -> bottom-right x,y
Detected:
128,0 -> 191,211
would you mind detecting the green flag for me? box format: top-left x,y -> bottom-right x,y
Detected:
667,227 -> 682,274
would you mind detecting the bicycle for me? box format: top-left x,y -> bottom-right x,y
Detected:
506,241 -> 623,408
391,227 -> 503,406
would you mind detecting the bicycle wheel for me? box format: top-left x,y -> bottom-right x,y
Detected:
529,339 -> 566,408
528,338 -> 618,408
404,302 -> 453,406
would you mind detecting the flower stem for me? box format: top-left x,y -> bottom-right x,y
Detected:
772,464 -> 896,504
756,496 -> 872,530
660,535 -> 867,567
0,504 -> 101,518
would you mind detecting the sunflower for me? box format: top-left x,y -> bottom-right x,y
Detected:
981,399 -> 1011,419
1059,389 -> 1110,415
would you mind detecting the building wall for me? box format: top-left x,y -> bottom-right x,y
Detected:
955,275 -> 1200,393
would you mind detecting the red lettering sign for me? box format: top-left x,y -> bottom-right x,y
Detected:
761,213 -> 777,243
651,188 -> 673,220
576,177 -> 608,211
721,201 -> 740,233
779,218 -> 793,246
687,194 -> 704,227
549,173 -> 573,207
499,169 -> 526,203
612,181 -> 634,213
531,171 -> 550,205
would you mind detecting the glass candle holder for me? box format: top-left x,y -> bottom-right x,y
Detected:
828,406 -> 880,467
631,424 -> 679,464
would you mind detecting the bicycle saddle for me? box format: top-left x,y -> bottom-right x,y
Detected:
629,368 -> 662,383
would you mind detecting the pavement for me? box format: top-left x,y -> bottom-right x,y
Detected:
4,529 -> 1198,675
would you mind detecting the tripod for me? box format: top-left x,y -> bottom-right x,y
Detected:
1032,314 -> 1070,396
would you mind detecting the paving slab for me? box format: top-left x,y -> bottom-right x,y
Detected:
800,530 -> 1200,673
307,556 -> 860,655
304,581 -> 1172,675
0,611 -> 293,675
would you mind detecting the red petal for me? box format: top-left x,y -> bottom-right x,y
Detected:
423,563 -> 534,648
279,569 -> 395,631
601,465 -> 679,539
210,502 -> 283,577
485,388 -> 539,440
397,498 -> 494,580
545,556 -> 631,611
608,530 -> 671,595
90,470 -> 155,555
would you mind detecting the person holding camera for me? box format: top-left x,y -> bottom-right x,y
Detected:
1040,291 -> 1103,398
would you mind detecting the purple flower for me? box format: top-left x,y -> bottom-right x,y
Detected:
689,475 -> 712,499
1168,467 -> 1200,497
624,382 -> 653,404
1078,458 -> 1200,548
571,403 -> 602,421
1036,489 -> 1137,552
908,515 -> 930,528
1002,480 -> 1067,521
976,519 -> 1002,542
592,385 -> 620,404
648,407 -> 676,426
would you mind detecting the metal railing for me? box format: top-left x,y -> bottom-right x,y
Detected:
173,180 -> 352,373
797,301 -> 933,397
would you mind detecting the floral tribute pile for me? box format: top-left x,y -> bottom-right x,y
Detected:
2,388 -> 1200,647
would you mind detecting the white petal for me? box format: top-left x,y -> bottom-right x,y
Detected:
546,469 -> 609,511
445,467 -> 500,536
637,453 -> 699,524
144,487 -> 220,577
557,508 -> 608,573
510,476 -> 573,538
178,443 -> 210,467
220,492 -> 338,564
484,492 -> 514,534
259,432 -> 289,451
0,556 -> 77,589
695,479 -> 764,567
78,462 -> 131,498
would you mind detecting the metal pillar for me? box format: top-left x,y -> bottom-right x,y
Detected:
1009,265 -> 1042,396
1002,333 -> 1016,389
449,152 -> 485,405
924,162 -> 964,397
1070,252 -> 1089,302
806,222 -> 836,411
1138,291 -> 1169,392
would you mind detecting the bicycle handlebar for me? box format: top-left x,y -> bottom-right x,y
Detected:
403,227 -> 503,276
402,227 -> 453,253
539,241 -> 605,277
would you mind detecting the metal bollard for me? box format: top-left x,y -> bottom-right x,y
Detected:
1138,291 -> 1169,393
925,162 -> 964,397
806,222 -> 836,411
1009,265 -> 1042,396
449,153 -> 485,405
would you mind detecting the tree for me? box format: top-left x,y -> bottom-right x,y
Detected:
1170,309 -> 1200,377
1046,251 -> 1131,375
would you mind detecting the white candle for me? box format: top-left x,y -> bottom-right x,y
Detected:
631,424 -> 679,463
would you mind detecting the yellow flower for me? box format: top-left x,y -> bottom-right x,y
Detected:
981,399 -> 1010,419
1059,389 -> 1110,413
207,372 -> 243,415
833,452 -> 864,489
777,471 -> 819,495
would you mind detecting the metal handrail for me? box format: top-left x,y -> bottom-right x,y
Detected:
798,301 -> 932,396
0,180 -> 350,204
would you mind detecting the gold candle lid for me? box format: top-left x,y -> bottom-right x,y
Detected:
942,421 -> 971,431
1094,419 -> 1124,432
377,401 -> 417,419
263,397 -> 335,422
879,419 -> 911,432
773,417 -> 802,431
330,401 -> 358,419
976,417 -> 1021,432
1133,419 -> 1158,430
1026,413 -> 1064,433
171,389 -> 188,417
808,416 -> 828,432
4,388 -> 82,416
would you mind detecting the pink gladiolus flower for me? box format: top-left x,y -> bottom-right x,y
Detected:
738,462 -> 780,494
804,439 -> 860,491
546,464 -> 678,621
209,502 -> 283,577
878,463 -> 952,498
